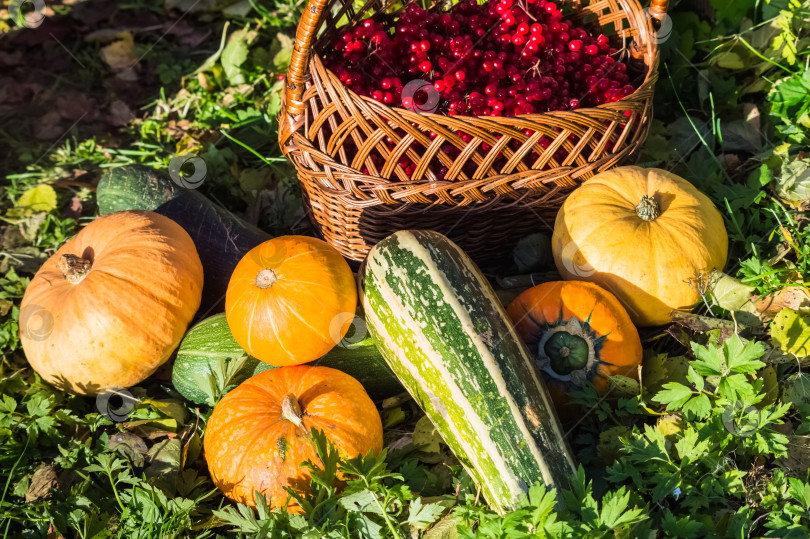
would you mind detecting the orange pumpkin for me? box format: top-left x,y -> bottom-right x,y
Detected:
19,211 -> 203,395
225,236 -> 357,366
204,365 -> 383,510
506,281 -> 642,413
552,166 -> 728,326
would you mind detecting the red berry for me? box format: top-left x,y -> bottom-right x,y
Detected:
419,60 -> 432,72
569,39 -> 582,51
586,44 -> 598,55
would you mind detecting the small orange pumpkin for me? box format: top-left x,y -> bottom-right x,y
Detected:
20,211 -> 203,395
506,281 -> 642,413
225,236 -> 357,366
204,365 -> 383,510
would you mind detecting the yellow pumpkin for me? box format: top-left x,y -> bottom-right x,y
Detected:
552,166 -> 728,326
19,211 -> 203,395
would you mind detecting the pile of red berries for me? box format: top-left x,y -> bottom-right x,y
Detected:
324,0 -> 637,117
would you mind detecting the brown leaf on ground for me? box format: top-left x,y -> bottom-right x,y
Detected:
752,287 -> 810,321
720,154 -> 741,172
1,80 -> 42,103
167,119 -> 190,138
109,99 -> 134,126
101,31 -> 137,72
46,522 -> 64,539
34,111 -> 64,140
181,28 -> 212,48
25,465 -> 59,503
743,103 -> 761,134
65,196 -> 83,220
57,93 -> 98,121
115,67 -> 139,82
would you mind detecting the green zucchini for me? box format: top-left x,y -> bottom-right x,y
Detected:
362,230 -> 576,513
172,313 -> 401,405
97,165 -> 271,313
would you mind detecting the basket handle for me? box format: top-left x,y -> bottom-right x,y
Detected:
649,0 -> 668,24
631,0 -> 669,58
285,0 -> 330,116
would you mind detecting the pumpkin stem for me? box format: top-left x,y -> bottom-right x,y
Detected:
635,195 -> 661,221
57,254 -> 91,284
281,394 -> 304,427
256,269 -> 278,289
544,332 -> 589,376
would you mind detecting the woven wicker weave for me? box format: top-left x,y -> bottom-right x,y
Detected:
280,0 -> 669,262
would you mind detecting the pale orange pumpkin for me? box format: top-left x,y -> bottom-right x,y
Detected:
225,236 -> 357,366
19,211 -> 203,395
204,365 -> 383,510
552,166 -> 728,326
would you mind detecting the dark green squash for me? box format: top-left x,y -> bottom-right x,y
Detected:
96,165 -> 271,314
172,313 -> 401,405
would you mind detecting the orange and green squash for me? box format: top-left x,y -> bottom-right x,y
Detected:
506,280 -> 642,414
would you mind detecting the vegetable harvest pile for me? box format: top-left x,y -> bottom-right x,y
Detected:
2,0 -> 810,538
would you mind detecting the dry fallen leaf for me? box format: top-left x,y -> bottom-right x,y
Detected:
34,111 -> 64,140
25,465 -> 59,503
101,31 -> 138,72
57,93 -> 98,121
167,119 -> 190,138
109,99 -> 134,126
752,286 -> 810,321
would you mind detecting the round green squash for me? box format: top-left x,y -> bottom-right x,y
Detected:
172,313 -> 401,405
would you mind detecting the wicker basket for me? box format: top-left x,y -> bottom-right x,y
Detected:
279,0 -> 669,263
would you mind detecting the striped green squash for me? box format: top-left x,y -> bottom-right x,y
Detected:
362,230 -> 576,513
